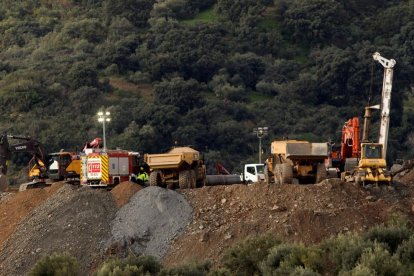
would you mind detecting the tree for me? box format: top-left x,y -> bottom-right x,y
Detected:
104,0 -> 155,28
283,0 -> 348,46
154,77 -> 205,114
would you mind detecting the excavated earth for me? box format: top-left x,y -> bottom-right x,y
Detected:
0,171 -> 414,275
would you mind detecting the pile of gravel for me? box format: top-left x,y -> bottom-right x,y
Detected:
107,186 -> 193,259
0,185 -> 117,275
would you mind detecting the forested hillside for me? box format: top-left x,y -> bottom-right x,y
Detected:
0,0 -> 413,175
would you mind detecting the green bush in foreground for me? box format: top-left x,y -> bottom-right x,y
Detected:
220,235 -> 282,276
158,262 -> 211,276
29,253 -> 81,276
94,255 -> 162,276
363,222 -> 412,253
322,232 -> 375,274
29,217 -> 414,276
350,243 -> 404,276
260,243 -> 323,275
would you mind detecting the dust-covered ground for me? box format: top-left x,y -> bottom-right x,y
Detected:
0,171 -> 414,275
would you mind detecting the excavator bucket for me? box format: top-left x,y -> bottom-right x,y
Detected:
0,174 -> 8,192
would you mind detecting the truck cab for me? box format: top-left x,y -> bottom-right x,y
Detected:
241,163 -> 265,183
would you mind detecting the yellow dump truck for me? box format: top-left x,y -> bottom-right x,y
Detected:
144,147 -> 206,189
265,140 -> 329,184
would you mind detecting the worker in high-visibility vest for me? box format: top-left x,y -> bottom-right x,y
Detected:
137,166 -> 148,185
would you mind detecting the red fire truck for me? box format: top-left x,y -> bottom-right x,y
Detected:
80,149 -> 141,187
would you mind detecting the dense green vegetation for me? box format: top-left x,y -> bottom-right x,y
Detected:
0,0 -> 413,175
30,217 -> 414,275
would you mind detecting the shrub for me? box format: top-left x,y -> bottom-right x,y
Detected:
321,232 -> 374,274
352,243 -> 403,275
206,268 -> 232,276
396,235 -> 414,267
259,243 -> 323,275
221,235 -> 282,276
158,262 -> 211,276
95,255 -> 162,276
290,266 -> 321,276
363,222 -> 412,253
29,253 -> 81,276
346,265 -> 376,276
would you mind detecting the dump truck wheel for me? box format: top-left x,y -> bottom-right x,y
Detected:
190,170 -> 197,188
264,169 -> 270,184
316,163 -> 327,183
196,165 -> 206,187
273,165 -> 281,184
179,170 -> 191,189
280,163 -> 293,184
149,170 -> 162,187
265,164 -> 274,184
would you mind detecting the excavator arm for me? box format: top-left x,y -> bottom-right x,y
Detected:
373,52 -> 396,159
0,134 -> 49,191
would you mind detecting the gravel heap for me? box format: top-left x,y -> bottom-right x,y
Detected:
107,186 -> 193,259
0,185 -> 117,275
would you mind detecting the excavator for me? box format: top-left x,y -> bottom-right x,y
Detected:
0,134 -> 49,191
339,52 -> 395,185
29,137 -> 102,182
0,134 -> 103,192
327,117 -> 360,175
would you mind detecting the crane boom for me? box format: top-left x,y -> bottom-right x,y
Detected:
372,52 -> 396,160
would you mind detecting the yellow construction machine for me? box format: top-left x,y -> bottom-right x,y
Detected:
341,52 -> 395,185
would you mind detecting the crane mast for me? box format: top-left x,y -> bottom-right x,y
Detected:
372,52 -> 396,160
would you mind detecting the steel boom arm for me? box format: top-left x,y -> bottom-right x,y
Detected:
373,52 -> 396,160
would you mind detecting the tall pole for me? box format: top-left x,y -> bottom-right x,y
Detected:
259,136 -> 262,164
253,127 -> 268,164
102,117 -> 106,151
98,110 -> 111,152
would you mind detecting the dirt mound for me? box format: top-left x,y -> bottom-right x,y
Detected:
111,181 -> 143,208
0,185 -> 117,275
107,187 -> 193,259
0,182 -> 63,250
1,175 -> 413,274
163,180 -> 414,267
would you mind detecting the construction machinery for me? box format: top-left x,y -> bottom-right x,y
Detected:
326,117 -> 361,176
264,140 -> 329,184
0,134 -> 49,191
340,52 -> 395,185
341,105 -> 392,184
145,146 -> 206,189
80,149 -> 143,187
29,137 -> 103,182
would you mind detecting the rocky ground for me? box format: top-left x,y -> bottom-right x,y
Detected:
0,170 -> 413,275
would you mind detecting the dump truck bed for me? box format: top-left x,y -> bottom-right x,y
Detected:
145,147 -> 200,170
271,140 -> 328,159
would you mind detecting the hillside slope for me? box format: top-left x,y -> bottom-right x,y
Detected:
1,174 -> 414,274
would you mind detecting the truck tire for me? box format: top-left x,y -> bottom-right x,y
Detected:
316,163 -> 327,183
179,170 -> 191,189
196,165 -> 206,187
280,163 -> 293,184
273,164 -> 281,184
264,164 -> 274,184
264,169 -> 270,184
150,170 -> 162,187
190,169 -> 197,188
